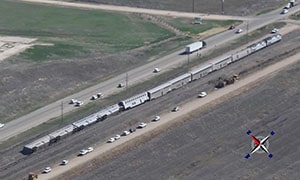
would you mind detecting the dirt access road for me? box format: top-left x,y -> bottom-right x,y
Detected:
20,0 -> 250,20
38,52 -> 300,180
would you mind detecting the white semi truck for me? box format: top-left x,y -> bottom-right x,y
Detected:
185,41 -> 206,54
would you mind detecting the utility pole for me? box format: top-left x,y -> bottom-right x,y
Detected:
192,0 -> 195,12
125,72 -> 128,88
221,0 -> 224,14
246,21 -> 249,44
187,53 -> 190,70
61,101 -> 64,123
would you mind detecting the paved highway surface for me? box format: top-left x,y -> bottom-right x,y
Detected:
0,2 -> 299,142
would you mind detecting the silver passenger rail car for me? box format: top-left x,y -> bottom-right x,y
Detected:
96,104 -> 120,121
211,55 -> 232,71
265,34 -> 282,46
23,135 -> 51,154
167,73 -> 192,90
190,64 -> 213,81
231,47 -> 252,63
119,92 -> 149,110
147,81 -> 172,100
72,114 -> 97,132
49,124 -> 74,144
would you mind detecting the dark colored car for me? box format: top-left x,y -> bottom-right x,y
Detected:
129,128 -> 136,133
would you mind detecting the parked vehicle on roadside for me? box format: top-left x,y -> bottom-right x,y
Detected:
172,106 -> 180,112
123,131 -> 130,136
107,138 -> 115,143
61,160 -> 69,165
43,167 -> 52,173
79,149 -> 88,156
114,134 -> 121,140
87,147 -> 94,153
152,116 -> 161,122
138,122 -> 147,128
198,91 -> 207,98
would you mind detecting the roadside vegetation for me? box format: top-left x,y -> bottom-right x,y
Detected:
159,17 -> 241,36
290,11 -> 300,20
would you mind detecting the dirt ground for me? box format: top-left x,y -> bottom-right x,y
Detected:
0,29 -> 299,180
73,0 -> 287,16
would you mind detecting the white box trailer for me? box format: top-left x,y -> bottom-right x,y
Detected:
185,41 -> 206,54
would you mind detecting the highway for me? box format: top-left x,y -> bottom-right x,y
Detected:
0,2 -> 299,143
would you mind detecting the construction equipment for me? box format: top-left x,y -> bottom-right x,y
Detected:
27,172 -> 38,180
216,74 -> 239,88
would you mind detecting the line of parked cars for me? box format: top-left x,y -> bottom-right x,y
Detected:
42,146 -> 94,174
106,114 -> 165,144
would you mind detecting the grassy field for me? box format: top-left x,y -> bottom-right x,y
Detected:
0,0 -> 174,62
159,17 -> 241,35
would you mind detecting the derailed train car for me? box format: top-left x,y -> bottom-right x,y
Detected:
119,92 -> 149,110
24,34 -> 282,154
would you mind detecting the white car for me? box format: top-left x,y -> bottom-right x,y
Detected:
0,123 -> 4,128
236,28 -> 243,34
107,138 -> 115,143
87,147 -> 94,153
152,116 -> 160,122
75,101 -> 83,107
97,93 -> 103,98
114,134 -> 121,140
123,130 -> 130,136
69,99 -> 78,104
138,122 -> 147,128
281,8 -> 288,14
271,28 -> 279,33
118,83 -> 125,88
153,68 -> 160,73
198,91 -> 207,98
79,149 -> 88,156
172,106 -> 180,112
43,167 -> 52,173
91,95 -> 98,100
61,160 -> 69,165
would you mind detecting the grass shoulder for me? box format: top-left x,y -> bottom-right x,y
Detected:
290,11 -> 300,20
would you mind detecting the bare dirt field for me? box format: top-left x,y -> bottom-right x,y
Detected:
72,0 -> 287,16
0,36 -> 36,62
0,29 -> 299,180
